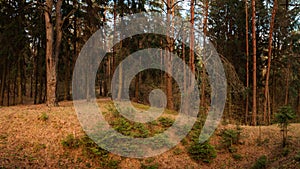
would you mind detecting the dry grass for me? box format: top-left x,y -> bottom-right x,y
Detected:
0,100 -> 300,168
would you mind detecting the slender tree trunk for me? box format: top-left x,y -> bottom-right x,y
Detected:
34,52 -> 39,104
263,0 -> 277,125
64,51 -> 71,100
267,89 -> 271,123
7,76 -> 10,106
182,34 -> 186,94
38,72 -> 44,104
112,0 -> 117,96
72,4 -> 77,98
30,73 -> 33,98
104,57 -> 110,96
245,0 -> 250,125
285,63 -> 290,105
201,0 -> 209,110
297,87 -> 300,116
0,59 -> 7,106
13,72 -> 16,105
189,0 -> 195,75
34,39 -> 40,104
17,57 -> 22,104
251,0 -> 257,126
134,75 -> 139,101
22,54 -> 26,97
271,69 -> 276,118
117,63 -> 123,100
165,0 -> 174,110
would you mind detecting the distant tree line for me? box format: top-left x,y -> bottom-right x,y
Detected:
0,0 -> 299,126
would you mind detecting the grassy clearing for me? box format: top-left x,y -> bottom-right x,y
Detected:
0,100 -> 300,168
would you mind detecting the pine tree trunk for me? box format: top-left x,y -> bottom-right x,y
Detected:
165,0 -> 174,110
17,57 -> 23,104
0,59 -> 7,106
111,0 -> 117,96
297,88 -> 300,117
263,0 -> 277,125
182,34 -> 186,94
201,0 -> 209,110
13,72 -> 16,105
64,52 -> 71,100
285,63 -> 290,105
251,0 -> 257,126
245,0 -> 249,125
7,77 -> 10,106
189,0 -> 195,75
117,63 -> 123,100
45,0 -> 56,106
34,51 -> 39,104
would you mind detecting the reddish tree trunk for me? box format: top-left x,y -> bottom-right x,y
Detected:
165,0 -> 174,110
201,0 -> 209,110
263,0 -> 278,124
245,0 -> 249,124
251,0 -> 257,126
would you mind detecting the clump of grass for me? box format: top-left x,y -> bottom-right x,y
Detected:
294,151 -> 300,162
141,163 -> 159,169
232,153 -> 243,160
282,147 -> 290,157
61,134 -> 80,148
250,155 -> 267,169
38,112 -> 49,121
80,135 -> 109,158
158,117 -> 174,127
173,147 -> 183,155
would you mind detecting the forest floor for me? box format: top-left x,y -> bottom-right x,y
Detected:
0,99 -> 300,169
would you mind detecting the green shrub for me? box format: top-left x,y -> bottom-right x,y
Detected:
80,135 -> 108,158
282,147 -> 290,157
141,163 -> 159,169
39,112 -> 49,121
232,153 -> 243,160
101,159 -> 120,169
275,106 -> 296,147
220,128 -> 242,152
158,117 -> 174,128
114,118 -> 132,136
294,151 -> 300,162
173,147 -> 183,155
251,155 -> 267,169
61,134 -> 80,148
133,123 -> 150,138
61,134 -> 108,158
188,141 -> 217,163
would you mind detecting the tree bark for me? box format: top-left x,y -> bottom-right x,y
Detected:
285,63 -> 290,105
17,56 -> 23,104
165,0 -> 174,110
182,33 -> 186,94
297,88 -> 300,116
45,0 -> 56,106
263,0 -> 277,125
189,0 -> 195,75
0,59 -> 7,106
64,51 -> 71,100
201,0 -> 209,110
7,76 -> 10,106
245,0 -> 249,125
117,63 -> 123,100
251,0 -> 257,126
